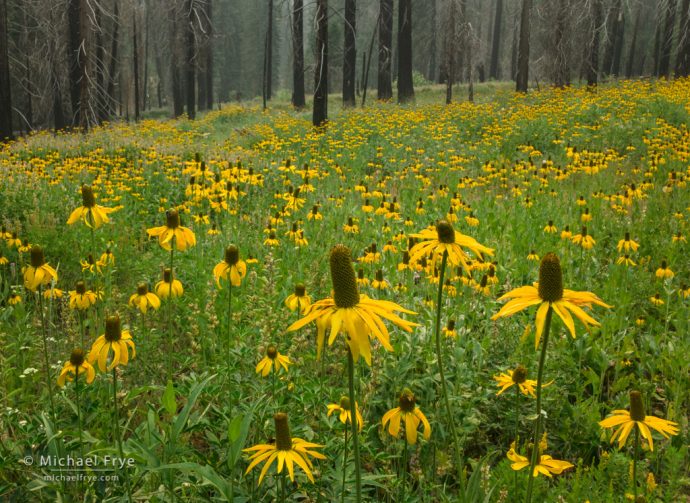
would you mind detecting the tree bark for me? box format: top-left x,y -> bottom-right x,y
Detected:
68,0 -> 87,126
205,0 -> 213,109
625,3 -> 641,78
0,0 -> 11,140
515,0 -> 532,92
659,0 -> 677,78
313,0 -> 328,126
169,2 -> 184,117
489,0 -> 503,80
343,0 -> 356,107
676,0 -> 690,77
445,0 -> 456,104
107,0 -> 121,118
143,0 -> 150,111
553,0 -> 569,87
587,0 -> 602,86
427,0 -> 437,82
610,7 -> 625,76
133,7 -> 140,121
377,0 -> 393,100
185,0 -> 196,119
263,0 -> 273,104
292,0 -> 305,108
397,0 -> 414,103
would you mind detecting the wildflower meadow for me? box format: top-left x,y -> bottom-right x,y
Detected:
0,81 -> 688,501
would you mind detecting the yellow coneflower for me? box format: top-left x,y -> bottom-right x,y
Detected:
307,205 -> 323,221
244,412 -> 325,484
576,195 -> 587,206
146,209 -> 197,251
560,225 -> 572,240
543,220 -> 557,233
87,314 -> 136,372
494,365 -> 538,397
0,251 -> 7,265
617,232 -> 639,253
285,283 -> 312,313
371,270 -> 388,290
487,264 -> 499,284
327,396 -> 364,431
442,319 -> 457,338
672,231 -> 686,243
680,284 -> 690,299
381,389 -> 431,445
655,260 -> 674,279
155,268 -> 184,298
246,255 -> 259,265
67,184 -> 118,229
599,391 -> 679,451
6,231 -> 21,248
43,285 -> 64,299
8,293 -> 22,305
287,245 -> 417,365
527,251 -> 540,261
207,224 -> 221,236
294,230 -> 308,247
69,281 -> 99,310
80,254 -> 102,274
408,220 -> 494,274
360,243 -> 381,264
617,255 -> 636,267
255,344 -> 291,377
649,293 -> 664,306
98,249 -> 116,267
263,231 -> 279,246
213,245 -> 247,288
492,253 -> 611,349
581,208 -> 592,223
383,241 -> 397,253
465,212 -> 479,227
507,438 -> 573,477
356,268 -> 369,287
57,348 -> 95,387
572,226 -> 595,250
128,283 -> 161,313
23,246 -> 58,292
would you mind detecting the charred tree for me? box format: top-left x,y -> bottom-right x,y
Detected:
169,2 -> 184,117
185,0 -> 195,119
107,0 -> 121,118
68,0 -> 88,126
133,8 -> 140,121
427,0 -> 437,82
292,0 -> 305,108
343,0 -> 356,107
516,0 -> 532,92
313,0 -> 328,126
677,0 -> 690,77
397,0 -> 414,103
445,0 -> 456,104
377,0 -> 393,100
626,3 -> 641,78
659,0 -> 677,78
0,0 -> 11,140
205,0 -> 213,109
587,0 -> 602,86
489,0 -> 503,80
263,0 -> 273,106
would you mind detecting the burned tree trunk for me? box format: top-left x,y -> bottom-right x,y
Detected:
107,0 -> 121,118
377,0 -> 393,100
677,0 -> 690,77
313,0 -> 328,126
659,0 -> 677,78
133,8 -> 140,121
292,0 -> 305,108
0,0 -> 11,140
626,3 -> 641,78
515,0 -> 532,92
397,0 -> 414,103
586,0 -> 602,86
185,0 -> 195,119
342,0 -> 356,107
489,0 -> 503,80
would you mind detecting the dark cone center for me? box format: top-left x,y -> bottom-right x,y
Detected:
629,391 -> 646,421
75,281 -> 86,295
399,389 -> 416,412
70,348 -> 86,367
224,245 -> 239,265
274,412 -> 292,451
166,209 -> 180,229
30,246 -> 45,268
295,283 -> 306,297
105,315 -> 122,342
436,220 -> 455,244
137,283 -> 148,296
81,185 -> 96,208
538,253 -> 563,302
330,245 -> 360,308
512,365 -> 528,384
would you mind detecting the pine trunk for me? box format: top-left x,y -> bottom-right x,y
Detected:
659,0 -> 677,78
185,0 -> 196,119
133,8 -> 140,121
489,0 -> 503,80
377,0 -> 393,100
676,0 -> 690,77
587,0 -> 601,86
0,0 -> 11,140
343,0 -> 356,107
516,0 -> 532,92
313,0 -> 328,126
292,0 -> 305,108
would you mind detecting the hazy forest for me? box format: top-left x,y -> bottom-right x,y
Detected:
1,1 -> 689,502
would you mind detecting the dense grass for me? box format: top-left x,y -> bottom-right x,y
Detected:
0,79 -> 688,502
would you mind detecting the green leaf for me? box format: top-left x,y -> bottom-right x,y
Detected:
162,379 -> 176,416
172,374 -> 215,442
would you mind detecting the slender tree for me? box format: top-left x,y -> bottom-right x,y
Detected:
516,0 -> 532,92
677,0 -> 690,77
553,0 -> 569,88
0,0 -> 11,140
659,0 -> 677,78
95,4 -> 107,123
397,0 -> 414,103
445,0 -> 456,104
377,0 -> 393,100
427,0 -> 437,82
586,0 -> 602,86
169,1 -> 184,117
489,0 -> 503,80
313,0 -> 328,126
133,7 -> 141,121
626,2 -> 641,78
343,0 -> 356,107
263,0 -> 273,106
68,0 -> 88,126
205,0 -> 213,109
292,0 -> 305,108
185,0 -> 196,119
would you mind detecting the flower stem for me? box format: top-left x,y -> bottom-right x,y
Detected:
525,306 -> 553,503
514,383 -> 520,499
168,246 -> 175,384
75,367 -> 84,493
633,426 -> 639,501
112,368 -> 133,503
227,284 -> 232,385
347,349 -> 362,503
433,252 -> 463,485
37,290 -> 57,425
341,427 -> 349,503
400,440 -> 408,503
